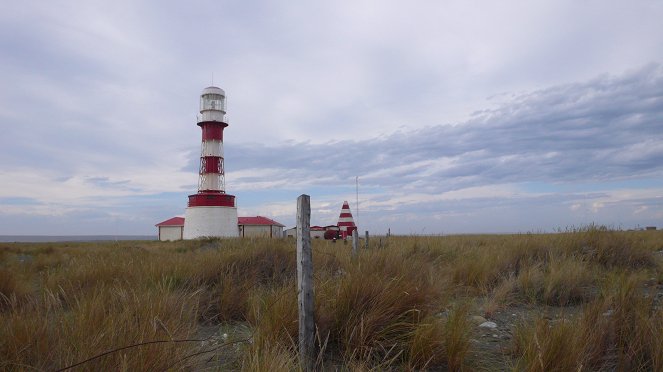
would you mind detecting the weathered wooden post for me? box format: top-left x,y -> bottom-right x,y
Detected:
352,231 -> 358,257
296,195 -> 314,371
365,230 -> 369,249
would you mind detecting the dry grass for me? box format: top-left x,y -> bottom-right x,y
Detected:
240,342 -> 299,372
512,271 -> 663,371
1,283 -> 200,370
316,249 -> 444,360
0,226 -> 661,370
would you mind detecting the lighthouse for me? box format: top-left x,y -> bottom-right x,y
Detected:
183,86 -> 239,239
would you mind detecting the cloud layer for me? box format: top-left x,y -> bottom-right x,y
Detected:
0,1 -> 662,234
224,65 -> 663,231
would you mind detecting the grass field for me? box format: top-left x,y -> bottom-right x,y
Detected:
1,226 -> 662,371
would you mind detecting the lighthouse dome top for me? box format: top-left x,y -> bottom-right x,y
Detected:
200,86 -> 226,120
202,86 -> 225,96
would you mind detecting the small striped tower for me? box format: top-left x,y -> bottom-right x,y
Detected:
337,201 -> 357,239
183,86 -> 238,239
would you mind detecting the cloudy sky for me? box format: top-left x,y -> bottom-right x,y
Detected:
1,0 -> 662,235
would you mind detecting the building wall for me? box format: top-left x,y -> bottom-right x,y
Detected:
241,224 -> 272,237
311,230 -> 325,240
183,206 -> 239,239
283,227 -> 329,239
159,226 -> 183,241
271,225 -> 284,238
238,224 -> 284,238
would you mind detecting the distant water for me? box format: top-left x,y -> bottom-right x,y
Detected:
0,235 -> 156,243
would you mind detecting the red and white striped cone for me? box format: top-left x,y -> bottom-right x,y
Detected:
337,201 -> 357,239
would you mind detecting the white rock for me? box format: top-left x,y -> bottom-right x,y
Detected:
479,321 -> 498,329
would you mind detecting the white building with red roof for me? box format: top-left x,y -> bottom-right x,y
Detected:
155,217 -> 185,241
155,215 -> 284,241
238,216 -> 285,238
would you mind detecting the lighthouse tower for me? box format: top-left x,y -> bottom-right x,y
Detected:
337,201 -> 357,239
183,86 -> 239,239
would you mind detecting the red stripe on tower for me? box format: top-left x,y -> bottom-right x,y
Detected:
201,124 -> 224,141
200,156 -> 220,173
337,200 -> 357,239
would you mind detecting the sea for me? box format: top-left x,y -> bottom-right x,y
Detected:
0,235 -> 156,243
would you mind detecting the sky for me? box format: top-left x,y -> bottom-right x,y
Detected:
1,0 -> 662,236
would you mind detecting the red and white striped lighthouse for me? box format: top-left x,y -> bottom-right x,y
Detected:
337,201 -> 357,239
183,86 -> 239,239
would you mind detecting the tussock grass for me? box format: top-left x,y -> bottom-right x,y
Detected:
0,226 -> 661,370
247,282 -> 299,348
406,306 -> 475,370
512,271 -> 663,371
408,316 -> 447,369
315,246 -> 448,366
541,256 -> 595,306
240,342 -> 299,372
1,284 -> 200,370
569,224 -> 657,269
0,267 -> 32,309
513,316 -> 588,372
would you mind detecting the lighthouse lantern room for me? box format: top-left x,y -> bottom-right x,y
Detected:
183,86 -> 239,239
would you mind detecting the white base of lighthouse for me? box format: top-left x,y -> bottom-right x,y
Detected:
183,206 -> 239,239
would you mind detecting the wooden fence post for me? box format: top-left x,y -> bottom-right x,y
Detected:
296,195 -> 314,371
365,230 -> 369,249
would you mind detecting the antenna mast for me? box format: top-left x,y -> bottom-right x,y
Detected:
356,176 -> 359,226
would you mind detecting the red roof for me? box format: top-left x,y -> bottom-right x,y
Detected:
155,217 -> 185,227
156,216 -> 284,227
238,216 -> 285,227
